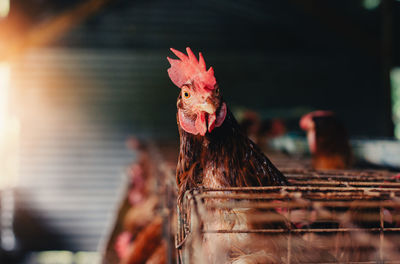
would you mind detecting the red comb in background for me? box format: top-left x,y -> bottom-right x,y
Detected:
167,47 -> 216,91
300,110 -> 335,130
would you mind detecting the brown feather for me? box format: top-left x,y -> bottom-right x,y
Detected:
176,107 -> 287,201
121,217 -> 163,264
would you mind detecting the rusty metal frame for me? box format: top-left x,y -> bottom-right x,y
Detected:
176,170 -> 400,263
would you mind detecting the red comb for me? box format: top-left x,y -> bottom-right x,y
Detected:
300,110 -> 335,130
167,47 -> 216,91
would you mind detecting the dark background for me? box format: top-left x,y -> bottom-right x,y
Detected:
2,0 -> 400,138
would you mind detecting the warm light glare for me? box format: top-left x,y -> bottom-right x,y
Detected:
0,62 -> 19,189
0,0 -> 10,18
0,63 -> 10,132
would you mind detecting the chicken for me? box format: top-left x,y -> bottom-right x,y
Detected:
123,196 -> 159,237
126,137 -> 152,205
114,139 -> 168,264
120,217 -> 163,264
239,110 -> 261,143
300,110 -> 352,170
167,48 -> 287,200
114,231 -> 132,260
239,110 -> 286,148
167,47 -> 335,263
116,196 -> 166,264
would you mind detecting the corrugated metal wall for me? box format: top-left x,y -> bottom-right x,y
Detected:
12,50 -> 143,251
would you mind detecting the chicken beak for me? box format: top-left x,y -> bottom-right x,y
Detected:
197,102 -> 216,114
195,102 -> 217,135
193,101 -> 227,135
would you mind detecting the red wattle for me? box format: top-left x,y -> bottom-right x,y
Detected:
178,102 -> 227,135
215,102 -> 227,127
195,111 -> 207,136
208,113 -> 216,132
178,109 -> 198,135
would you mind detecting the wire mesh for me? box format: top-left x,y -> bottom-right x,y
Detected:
176,169 -> 400,264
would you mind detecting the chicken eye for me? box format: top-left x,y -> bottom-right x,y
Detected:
183,91 -> 191,99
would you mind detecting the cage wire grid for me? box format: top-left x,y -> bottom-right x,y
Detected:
176,169 -> 400,264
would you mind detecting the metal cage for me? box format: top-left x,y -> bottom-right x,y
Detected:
176,169 -> 400,263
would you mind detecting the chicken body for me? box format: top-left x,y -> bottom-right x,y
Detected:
115,140 -> 168,264
300,111 -> 352,170
239,110 -> 286,149
176,109 -> 287,198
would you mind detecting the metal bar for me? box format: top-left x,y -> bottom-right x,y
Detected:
285,174 -> 397,179
333,210 -> 340,259
380,206 -> 384,261
285,172 -> 395,177
287,202 -> 292,264
201,186 -> 400,192
198,193 -> 393,200
289,180 -> 400,187
203,227 -> 400,233
198,192 -> 399,198
280,168 -> 395,176
203,201 -> 400,209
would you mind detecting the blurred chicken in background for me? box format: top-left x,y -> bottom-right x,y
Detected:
300,110 -> 352,170
239,110 -> 286,149
114,139 -> 167,264
125,138 -> 152,206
